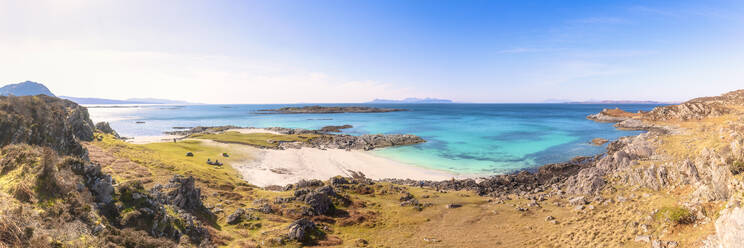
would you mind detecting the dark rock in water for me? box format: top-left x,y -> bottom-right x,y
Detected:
288,218 -> 316,241
319,124 -> 353,133
95,121 -> 120,139
227,208 -> 245,225
0,95 -> 94,157
591,138 -> 608,146
135,121 -> 146,124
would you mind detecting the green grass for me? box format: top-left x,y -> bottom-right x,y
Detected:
731,160 -> 744,175
655,206 -> 694,225
95,134 -> 249,188
191,131 -> 321,148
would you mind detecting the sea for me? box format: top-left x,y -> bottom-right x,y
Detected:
87,103 -> 662,175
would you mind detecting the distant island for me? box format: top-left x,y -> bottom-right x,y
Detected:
368,97 -> 453,104
0,81 -> 55,96
259,105 -> 407,114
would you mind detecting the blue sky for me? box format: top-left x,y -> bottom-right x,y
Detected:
1,0 -> 743,103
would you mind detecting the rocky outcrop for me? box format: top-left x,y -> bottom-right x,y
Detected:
645,101 -> 730,121
259,106 -> 406,114
151,175 -> 212,216
288,218 -> 316,241
288,133 -> 425,150
295,186 -> 336,215
702,204 -> 744,248
0,95 -> 95,157
587,108 -> 642,122
95,121 -> 120,139
319,124 -> 353,133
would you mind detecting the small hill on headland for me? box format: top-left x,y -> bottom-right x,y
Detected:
0,81 -> 55,97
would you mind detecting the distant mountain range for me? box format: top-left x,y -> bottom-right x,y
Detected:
59,96 -> 191,105
369,97 -> 453,104
0,81 -> 191,104
0,81 -> 56,96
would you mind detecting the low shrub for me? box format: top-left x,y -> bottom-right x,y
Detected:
655,206 -> 694,225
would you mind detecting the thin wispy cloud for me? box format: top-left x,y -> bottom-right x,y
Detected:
569,17 -> 629,24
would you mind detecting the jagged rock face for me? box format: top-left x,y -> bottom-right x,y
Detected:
95,121 -> 120,138
288,218 -> 316,241
152,175 -> 211,215
645,101 -> 730,121
118,181 -> 211,245
703,206 -> 744,247
0,95 -> 95,157
644,89 -> 744,121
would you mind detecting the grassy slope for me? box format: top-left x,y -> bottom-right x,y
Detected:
80,129 -> 730,247
191,131 -> 321,148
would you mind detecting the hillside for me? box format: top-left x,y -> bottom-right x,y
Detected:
0,81 -> 55,97
2,91 -> 744,247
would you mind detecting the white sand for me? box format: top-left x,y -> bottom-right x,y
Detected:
237,148 -> 465,187
195,140 -> 465,187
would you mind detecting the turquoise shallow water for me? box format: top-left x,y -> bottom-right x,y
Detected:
88,103 -> 661,174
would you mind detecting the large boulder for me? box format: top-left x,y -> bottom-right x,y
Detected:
288,218 -> 316,241
295,186 -> 335,215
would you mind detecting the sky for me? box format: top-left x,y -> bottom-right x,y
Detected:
1,0 -> 743,104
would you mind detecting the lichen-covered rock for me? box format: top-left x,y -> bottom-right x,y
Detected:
288,218 -> 315,241
296,186 -> 335,216
227,208 -> 245,225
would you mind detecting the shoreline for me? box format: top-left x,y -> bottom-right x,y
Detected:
195,139 -> 469,187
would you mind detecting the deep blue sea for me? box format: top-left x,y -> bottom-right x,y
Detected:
88,103 -> 661,174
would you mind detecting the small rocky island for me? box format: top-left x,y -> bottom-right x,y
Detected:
258,105 -> 406,114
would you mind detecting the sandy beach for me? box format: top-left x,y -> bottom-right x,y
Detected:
195,139 -> 464,187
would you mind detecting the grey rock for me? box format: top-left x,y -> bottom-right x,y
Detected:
227,208 -> 245,225
288,218 -> 315,241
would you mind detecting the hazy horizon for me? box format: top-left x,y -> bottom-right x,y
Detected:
2,0 -> 743,104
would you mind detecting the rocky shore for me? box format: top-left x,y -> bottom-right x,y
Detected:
257,105 -> 406,114
167,126 -> 426,151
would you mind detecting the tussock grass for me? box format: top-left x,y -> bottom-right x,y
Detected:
656,206 -> 694,225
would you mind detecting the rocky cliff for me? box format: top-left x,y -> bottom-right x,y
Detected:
0,95 -> 95,157
0,95 -> 215,247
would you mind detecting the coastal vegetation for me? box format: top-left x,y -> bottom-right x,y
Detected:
191,131 -> 321,148
2,89 -> 744,246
